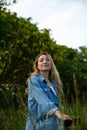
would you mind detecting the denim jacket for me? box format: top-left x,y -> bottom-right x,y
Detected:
25,74 -> 62,130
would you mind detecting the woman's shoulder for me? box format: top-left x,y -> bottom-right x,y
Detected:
27,75 -> 41,88
27,75 -> 39,83
27,75 -> 37,80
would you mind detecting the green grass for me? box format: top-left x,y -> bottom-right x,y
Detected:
0,77 -> 87,130
64,103 -> 87,130
0,102 -> 87,130
0,107 -> 27,130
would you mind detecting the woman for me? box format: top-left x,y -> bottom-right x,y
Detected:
25,52 -> 72,130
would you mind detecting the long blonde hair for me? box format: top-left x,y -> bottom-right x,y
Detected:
31,52 -> 63,93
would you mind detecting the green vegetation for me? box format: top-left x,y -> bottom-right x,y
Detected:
0,89 -> 87,130
0,1 -> 87,130
0,108 -> 27,130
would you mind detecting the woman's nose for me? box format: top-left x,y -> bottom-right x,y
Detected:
43,59 -> 47,63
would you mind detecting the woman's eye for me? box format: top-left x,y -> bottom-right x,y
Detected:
39,58 -> 43,62
46,58 -> 49,61
39,58 -> 49,62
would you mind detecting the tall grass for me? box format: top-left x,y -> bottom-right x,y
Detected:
0,107 -> 27,130
63,74 -> 87,130
0,84 -> 27,130
0,103 -> 87,130
0,81 -> 87,130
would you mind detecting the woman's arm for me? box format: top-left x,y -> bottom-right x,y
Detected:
54,110 -> 72,120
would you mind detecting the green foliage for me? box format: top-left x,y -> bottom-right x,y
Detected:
63,103 -> 87,130
0,108 -> 27,130
0,83 -> 27,109
0,96 -> 87,130
0,5 -> 87,106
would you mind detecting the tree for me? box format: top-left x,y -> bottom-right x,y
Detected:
0,4 -> 87,107
0,0 -> 17,10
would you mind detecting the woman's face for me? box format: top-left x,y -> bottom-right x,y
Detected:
37,54 -> 52,72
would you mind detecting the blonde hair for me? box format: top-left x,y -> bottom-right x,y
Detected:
31,52 -> 63,92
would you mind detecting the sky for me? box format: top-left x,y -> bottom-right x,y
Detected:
8,0 -> 87,49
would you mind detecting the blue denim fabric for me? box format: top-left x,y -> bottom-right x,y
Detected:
25,74 -> 63,130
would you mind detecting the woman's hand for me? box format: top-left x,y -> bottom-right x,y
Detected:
54,110 -> 72,120
54,110 -> 73,127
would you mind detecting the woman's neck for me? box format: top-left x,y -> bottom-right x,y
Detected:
40,71 -> 49,80
40,72 -> 52,86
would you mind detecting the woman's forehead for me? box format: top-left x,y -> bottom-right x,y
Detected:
38,54 -> 48,59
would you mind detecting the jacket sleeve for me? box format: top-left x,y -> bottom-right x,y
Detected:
27,76 -> 58,119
